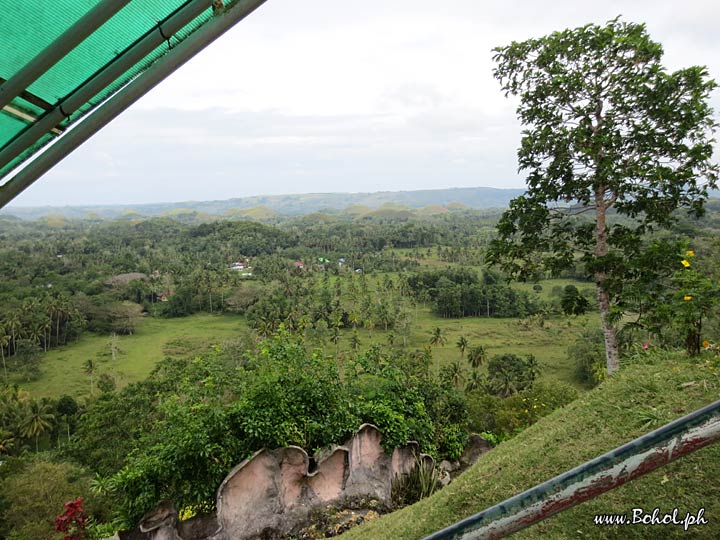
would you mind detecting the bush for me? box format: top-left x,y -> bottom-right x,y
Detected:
568,328 -> 606,386
0,458 -> 106,540
467,381 -> 578,438
391,456 -> 441,508
485,353 -> 539,397
560,285 -> 590,316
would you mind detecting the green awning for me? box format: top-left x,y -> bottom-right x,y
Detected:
0,0 -> 266,208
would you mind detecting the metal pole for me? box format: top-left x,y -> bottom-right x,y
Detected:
0,0 -> 133,110
424,399 -> 720,540
0,0 -> 211,172
0,0 -> 268,209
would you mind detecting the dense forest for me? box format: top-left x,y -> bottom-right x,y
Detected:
1,202 -> 719,539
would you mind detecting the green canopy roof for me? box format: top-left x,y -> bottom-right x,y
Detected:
0,0 -> 266,208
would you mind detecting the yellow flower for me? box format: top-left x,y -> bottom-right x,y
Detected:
685,250 -> 695,257
703,341 -> 711,349
681,259 -> 691,268
683,295 -> 693,301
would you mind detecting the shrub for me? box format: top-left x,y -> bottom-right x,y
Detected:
467,381 -> 577,439
485,353 -> 539,397
560,285 -> 590,316
0,459 -> 104,540
568,328 -> 606,386
391,456 -> 441,508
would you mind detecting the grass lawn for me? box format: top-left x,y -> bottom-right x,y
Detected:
15,313 -> 246,399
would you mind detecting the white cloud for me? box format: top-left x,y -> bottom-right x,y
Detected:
7,0 -> 718,206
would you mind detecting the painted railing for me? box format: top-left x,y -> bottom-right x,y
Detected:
424,399 -> 720,540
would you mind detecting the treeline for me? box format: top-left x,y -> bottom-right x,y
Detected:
0,213 -> 502,365
405,267 -> 543,318
0,293 -> 84,381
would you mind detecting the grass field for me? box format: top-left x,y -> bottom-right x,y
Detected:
15,276 -> 600,399
15,314 -> 246,399
16,300 -> 601,401
331,306 -> 599,389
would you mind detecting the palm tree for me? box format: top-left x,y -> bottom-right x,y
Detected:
465,371 -> 485,392
83,359 -> 96,396
349,330 -> 361,351
0,331 -> 9,382
443,361 -> 464,389
329,326 -> 341,358
429,327 -> 446,348
0,428 -> 15,455
5,311 -> 21,354
456,336 -> 468,359
20,399 -> 55,452
350,311 -> 362,328
256,318 -> 274,338
467,345 -> 487,369
491,370 -> 518,398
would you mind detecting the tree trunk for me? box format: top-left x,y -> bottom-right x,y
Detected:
595,186 -> 621,374
597,283 -> 620,373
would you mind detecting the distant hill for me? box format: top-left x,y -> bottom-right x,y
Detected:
1,187 -> 526,220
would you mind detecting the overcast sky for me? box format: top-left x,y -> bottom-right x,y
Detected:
8,0 -> 720,207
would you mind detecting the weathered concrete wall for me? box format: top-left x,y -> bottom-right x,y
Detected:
133,424 -> 435,540
213,424 -> 428,540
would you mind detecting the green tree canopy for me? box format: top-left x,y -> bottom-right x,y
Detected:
490,18 -> 718,373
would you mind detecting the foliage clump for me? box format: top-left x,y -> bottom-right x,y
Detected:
567,328 -> 607,387
63,330 -> 469,525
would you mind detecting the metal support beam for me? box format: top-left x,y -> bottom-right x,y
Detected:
0,0 -> 268,209
0,0 -> 212,172
0,0 -> 132,110
424,399 -> 720,540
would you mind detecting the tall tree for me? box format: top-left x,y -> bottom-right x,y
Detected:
0,330 -> 9,382
429,327 -> 447,348
490,19 -> 718,374
83,359 -> 97,396
467,345 -> 487,370
20,399 -> 55,452
456,336 -> 468,359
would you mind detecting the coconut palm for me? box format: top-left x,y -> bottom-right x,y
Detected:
456,336 -> 468,359
20,399 -> 55,452
467,345 -> 487,369
442,361 -> 464,389
329,325 -> 341,357
4,311 -> 21,354
0,331 -> 9,382
83,358 -> 96,396
429,327 -> 446,348
465,371 -> 485,392
349,330 -> 361,351
0,428 -> 15,455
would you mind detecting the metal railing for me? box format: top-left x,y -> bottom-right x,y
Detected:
424,399 -> 720,540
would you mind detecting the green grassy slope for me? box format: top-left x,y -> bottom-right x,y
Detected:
340,353 -> 720,539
